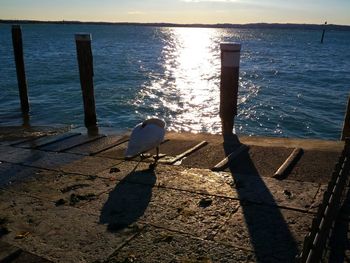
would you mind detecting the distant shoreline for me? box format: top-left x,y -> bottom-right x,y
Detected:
1,19 -> 350,31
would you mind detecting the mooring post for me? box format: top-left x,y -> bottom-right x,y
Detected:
321,21 -> 327,44
75,33 -> 97,128
341,95 -> 350,140
12,25 -> 29,114
220,43 -> 241,136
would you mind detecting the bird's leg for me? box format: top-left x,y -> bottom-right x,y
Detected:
155,146 -> 160,162
149,146 -> 160,170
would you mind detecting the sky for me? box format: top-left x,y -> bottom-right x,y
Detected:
1,0 -> 349,25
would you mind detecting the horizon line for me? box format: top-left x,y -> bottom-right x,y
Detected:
1,19 -> 350,27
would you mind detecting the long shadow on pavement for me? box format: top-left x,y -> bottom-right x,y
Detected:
100,166 -> 156,232
224,135 -> 298,262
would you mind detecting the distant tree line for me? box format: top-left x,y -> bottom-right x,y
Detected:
1,19 -> 349,31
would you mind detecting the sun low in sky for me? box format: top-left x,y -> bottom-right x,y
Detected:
1,0 -> 349,25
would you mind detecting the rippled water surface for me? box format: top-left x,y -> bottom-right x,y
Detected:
0,24 -> 349,139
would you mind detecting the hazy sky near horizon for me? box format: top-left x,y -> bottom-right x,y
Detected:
1,0 -> 349,25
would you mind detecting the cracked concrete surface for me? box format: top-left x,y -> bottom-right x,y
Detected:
0,127 -> 345,262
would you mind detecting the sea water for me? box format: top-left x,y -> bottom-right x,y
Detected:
0,24 -> 349,139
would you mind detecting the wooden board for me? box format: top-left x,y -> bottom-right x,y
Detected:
95,141 -> 129,159
66,135 -> 128,156
182,144 -> 293,177
39,134 -> 105,152
96,139 -> 205,163
286,150 -> 342,184
14,132 -> 81,149
223,146 -> 293,177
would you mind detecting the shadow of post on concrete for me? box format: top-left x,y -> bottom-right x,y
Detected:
223,134 -> 299,262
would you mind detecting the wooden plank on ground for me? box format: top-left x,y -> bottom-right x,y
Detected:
95,140 -> 129,159
211,144 -> 249,171
160,141 -> 208,164
39,134 -> 105,152
1,135 -> 46,146
95,139 -> 175,160
66,135 -> 129,156
273,148 -> 303,179
14,132 -> 81,149
180,142 -> 229,169
286,150 -> 341,184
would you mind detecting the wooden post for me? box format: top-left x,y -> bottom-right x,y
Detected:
220,43 -> 241,135
321,21 -> 327,44
12,25 -> 29,114
75,33 -> 97,128
341,95 -> 350,140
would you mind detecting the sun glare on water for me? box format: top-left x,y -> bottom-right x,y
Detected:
136,27 -> 223,133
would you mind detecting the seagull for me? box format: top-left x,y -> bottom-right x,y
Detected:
125,118 -> 166,169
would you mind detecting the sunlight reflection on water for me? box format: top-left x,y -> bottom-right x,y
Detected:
1,25 -> 348,139
134,27 -> 262,134
135,27 -> 250,134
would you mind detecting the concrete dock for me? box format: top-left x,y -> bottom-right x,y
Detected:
0,126 -> 347,262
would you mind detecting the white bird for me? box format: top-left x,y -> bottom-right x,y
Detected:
125,118 -> 166,168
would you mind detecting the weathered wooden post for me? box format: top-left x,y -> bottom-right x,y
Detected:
75,33 -> 97,128
12,25 -> 29,114
341,95 -> 350,140
220,43 -> 241,136
321,21 -> 327,44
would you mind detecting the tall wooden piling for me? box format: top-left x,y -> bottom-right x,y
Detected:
220,43 -> 241,135
341,95 -> 350,140
12,25 -> 29,114
321,21 -> 327,44
75,33 -> 97,128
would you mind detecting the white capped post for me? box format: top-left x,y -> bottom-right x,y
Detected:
220,43 -> 241,135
